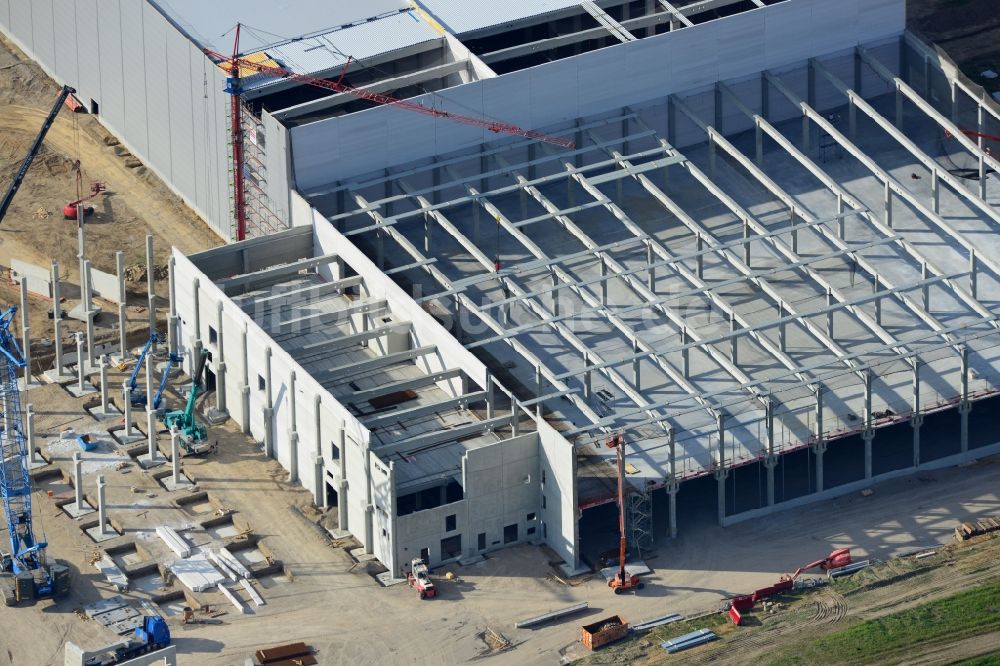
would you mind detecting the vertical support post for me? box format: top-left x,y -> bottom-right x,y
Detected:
884,181 -> 892,228
813,386 -> 826,493
551,270 -> 559,317
19,277 -> 32,387
146,235 -> 156,345
848,96 -> 857,140
708,133 -> 717,178
171,426 -> 181,484
970,250 -> 978,299
681,327 -> 690,378
696,234 -> 704,278
764,398 -> 777,506
912,359 -> 922,467
979,105 -> 988,199
600,258 -> 608,306
288,371 -> 299,484
742,219 -> 750,266
486,373 -> 495,420
25,404 -> 37,466
77,205 -> 86,305
97,475 -> 107,535
313,394 -> 324,508
646,243 -> 654,292
73,451 -> 84,511
837,194 -> 846,238
931,168 -> 940,214
168,256 -> 178,355
52,260 -> 65,375
778,301 -> 786,353
263,345 -> 273,458
116,251 -> 127,357
145,350 -> 155,409
215,302 -> 227,414
863,370 -> 874,480
729,312 -> 738,364
922,262 -> 930,311
146,407 -> 158,462
83,260 -> 95,366
960,345 -> 971,453
123,382 -> 135,437
666,427 -> 678,539
895,82 -> 904,129
755,117 -> 764,165
511,401 -> 520,437
240,325 -> 250,434
632,338 -> 640,390
826,288 -> 834,337
715,412 -> 727,526
99,358 -> 109,412
535,365 -> 543,418
790,208 -> 798,254
76,332 -> 86,393
873,274 -> 882,325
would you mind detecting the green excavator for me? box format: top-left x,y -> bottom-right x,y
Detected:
163,349 -> 213,455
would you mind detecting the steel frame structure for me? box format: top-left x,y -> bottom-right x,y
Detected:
312,34 -> 1000,515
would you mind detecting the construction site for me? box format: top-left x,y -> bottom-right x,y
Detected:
1,0 -> 1000,664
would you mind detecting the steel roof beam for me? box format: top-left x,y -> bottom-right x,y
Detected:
764,70 -> 1000,330
270,298 -> 387,336
363,391 -> 488,429
316,345 -> 437,382
217,253 -> 339,295
374,415 -> 512,457
346,367 -> 464,404
292,321 -> 412,361
582,1 -> 638,42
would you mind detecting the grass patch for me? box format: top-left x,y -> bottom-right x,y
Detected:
955,656 -> 1000,666
768,579 -> 1000,665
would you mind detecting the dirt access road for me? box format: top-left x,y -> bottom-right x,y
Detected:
0,31 -> 219,321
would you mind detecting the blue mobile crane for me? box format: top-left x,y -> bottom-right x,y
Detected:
127,332 -> 161,406
0,307 -> 69,604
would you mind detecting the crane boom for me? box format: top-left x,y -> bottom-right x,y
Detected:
203,48 -> 574,149
0,85 -> 75,224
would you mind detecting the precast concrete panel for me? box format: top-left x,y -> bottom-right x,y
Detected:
51,0 -> 77,88
166,33 -> 196,204
262,110 -> 291,225
0,0 -> 9,31
9,0 -> 31,53
74,0 -> 101,109
143,5 -> 172,180
538,419 -> 577,569
292,0 -> 906,188
120,2 -> 149,158
96,0 -> 126,134
29,0 -> 54,72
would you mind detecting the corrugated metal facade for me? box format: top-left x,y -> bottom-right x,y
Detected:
290,0 -> 907,191
0,0 -> 234,241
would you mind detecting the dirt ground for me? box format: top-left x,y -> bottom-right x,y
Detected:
2,354 -> 1000,666
0,32 -> 219,352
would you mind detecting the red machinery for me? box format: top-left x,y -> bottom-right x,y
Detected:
780,548 -> 852,582
204,25 -> 574,241
606,434 -> 644,594
62,180 -> 106,219
406,558 -> 436,600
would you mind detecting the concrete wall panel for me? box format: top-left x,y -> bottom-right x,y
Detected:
74,0 -> 101,108
51,0 -> 77,87
120,1 -> 149,159
538,419 -> 577,569
29,0 -> 54,72
292,0 -> 906,189
143,7 -> 172,181
96,0 -> 126,133
8,0 -> 31,53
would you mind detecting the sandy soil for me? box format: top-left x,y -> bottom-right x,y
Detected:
0,33 -> 219,277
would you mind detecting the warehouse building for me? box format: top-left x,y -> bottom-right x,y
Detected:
7,0 -> 1000,571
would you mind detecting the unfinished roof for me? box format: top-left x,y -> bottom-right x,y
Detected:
416,0 -> 588,35
187,226 -> 521,490
311,34 -> 1000,505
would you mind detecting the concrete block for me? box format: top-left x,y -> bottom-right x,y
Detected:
156,526 -> 191,558
169,554 -> 225,592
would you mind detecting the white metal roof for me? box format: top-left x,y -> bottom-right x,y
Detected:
149,0 -> 413,53
416,0 -> 585,35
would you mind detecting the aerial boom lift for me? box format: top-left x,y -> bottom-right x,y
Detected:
163,349 -> 209,451
606,434 -> 644,594
128,333 -> 162,406
0,85 -> 75,224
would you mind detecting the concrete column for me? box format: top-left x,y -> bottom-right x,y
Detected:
646,243 -> 655,291
895,83 -> 904,129
215,302 -> 227,415
83,260 -> 96,367
167,257 -> 178,355
848,96 -> 857,140
171,426 -> 181,484
696,235 -> 704,278
75,332 -> 86,393
755,118 -> 764,165
813,387 -> 826,493
708,133 -> 717,178
873,274 -> 882,325
979,105 -> 988,199
147,408 -> 158,461
146,235 -> 156,341
145,351 -> 155,410
190,278 -> 201,350
73,451 -> 84,510
960,345 -> 971,453
667,483 -> 679,539
313,394 -> 324,507
884,181 -> 892,228
25,404 -> 37,466
764,398 -> 777,506
922,262 -> 930,311
729,313 -> 738,364
77,207 -> 86,302
790,208 -> 798,254
337,423 -> 348,528
742,219 -> 750,266
52,260 -> 65,375
970,250 -> 978,300
912,360 -> 922,468
123,382 -> 135,437
240,325 -> 250,434
600,259 -> 608,306
97,475 -> 107,535
263,346 -> 274,458
632,338 -> 640,390
863,370 -> 874,479
931,168 -> 940,214
778,302 -> 786,353
116,251 -> 127,356
551,270 -> 559,317
535,366 -> 543,418
837,195 -> 846,237
715,468 -> 728,526
288,370 -> 299,483
99,358 -> 109,411
826,288 -> 834,337
19,278 -> 33,387
486,373 -> 496,419
681,327 -> 690,378
511,401 -> 520,437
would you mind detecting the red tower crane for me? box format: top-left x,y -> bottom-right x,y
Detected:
205,26 -> 574,241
